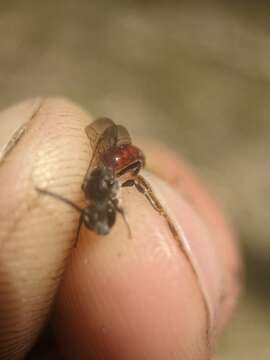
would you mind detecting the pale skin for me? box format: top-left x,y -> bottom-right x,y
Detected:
0,98 -> 242,360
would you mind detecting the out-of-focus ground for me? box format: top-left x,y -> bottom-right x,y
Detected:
0,1 -> 269,358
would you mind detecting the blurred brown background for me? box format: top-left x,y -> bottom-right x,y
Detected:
0,1 -> 269,358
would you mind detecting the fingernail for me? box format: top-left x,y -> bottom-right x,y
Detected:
141,170 -> 224,335
0,98 -> 43,163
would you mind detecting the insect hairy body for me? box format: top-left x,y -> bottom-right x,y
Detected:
82,165 -> 120,235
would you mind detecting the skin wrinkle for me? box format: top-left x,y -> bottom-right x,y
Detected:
124,147 -> 225,336
141,143 -> 242,334
5,195 -> 71,254
166,185 -> 226,334
0,98 -> 44,166
1,194 -> 39,251
30,116 -> 88,237
173,176 -> 241,333
138,172 -> 213,345
1,190 -> 78,255
0,99 -> 46,250
32,100 -> 89,194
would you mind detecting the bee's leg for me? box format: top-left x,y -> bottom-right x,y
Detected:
35,187 -> 84,247
112,199 -> 132,238
118,206 -> 132,238
81,173 -> 89,192
123,175 -> 164,214
122,177 -> 161,212
74,210 -> 84,247
35,187 -> 83,212
121,179 -> 135,187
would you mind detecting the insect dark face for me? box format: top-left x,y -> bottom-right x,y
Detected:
84,166 -> 119,202
83,203 -> 116,235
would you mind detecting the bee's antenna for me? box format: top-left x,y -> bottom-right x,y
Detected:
115,205 -> 132,238
35,187 -> 83,213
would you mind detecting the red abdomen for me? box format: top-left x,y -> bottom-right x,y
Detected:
102,144 -> 145,175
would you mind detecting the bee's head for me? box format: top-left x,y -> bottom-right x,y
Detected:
86,166 -> 119,201
82,203 -> 116,235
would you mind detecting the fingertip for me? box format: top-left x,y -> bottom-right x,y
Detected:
0,98 -> 93,359
142,143 -> 243,332
54,175 -> 212,360
54,144 -> 242,360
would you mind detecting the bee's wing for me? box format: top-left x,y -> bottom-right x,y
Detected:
85,117 -> 118,170
85,117 -> 114,149
116,124 -> 132,145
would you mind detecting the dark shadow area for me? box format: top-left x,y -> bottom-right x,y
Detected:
245,243 -> 270,305
26,325 -> 63,360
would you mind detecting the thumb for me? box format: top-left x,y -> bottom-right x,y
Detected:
0,98 -> 91,359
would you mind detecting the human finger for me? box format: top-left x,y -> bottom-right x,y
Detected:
0,98 -> 91,359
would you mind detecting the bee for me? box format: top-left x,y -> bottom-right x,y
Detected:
36,118 -> 156,239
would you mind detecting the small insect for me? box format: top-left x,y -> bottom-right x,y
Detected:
80,117 -> 146,236
36,117 -> 157,240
